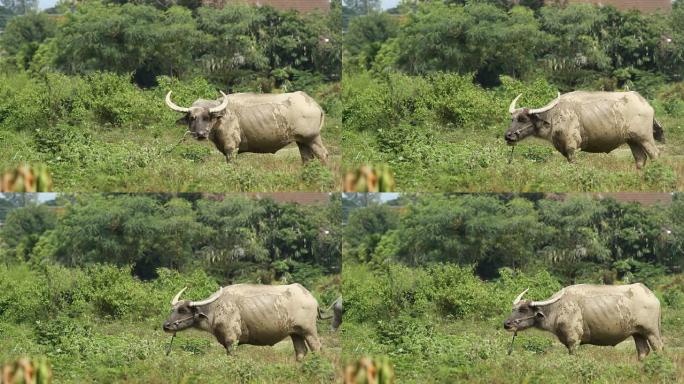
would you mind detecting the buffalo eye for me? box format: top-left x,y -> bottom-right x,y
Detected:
517,116 -> 527,123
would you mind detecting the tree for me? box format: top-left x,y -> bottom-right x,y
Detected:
344,0 -> 381,17
0,11 -> 57,70
345,204 -> 399,262
50,195 -> 208,279
345,12 -> 399,70
0,0 -> 38,15
54,3 -> 208,86
1,204 -> 57,262
0,5 -> 14,29
394,3 -> 548,86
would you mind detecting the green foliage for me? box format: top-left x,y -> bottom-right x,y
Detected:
300,161 -> 335,190
345,12 -> 399,70
80,72 -> 161,128
643,162 -> 677,191
53,3 -> 206,84
0,264 -> 47,323
343,71 -> 558,133
345,195 -> 683,281
0,12 -> 57,70
345,204 -> 399,262
0,203 -> 56,262
0,195 -> 340,281
342,71 -> 393,132
642,353 -> 677,382
345,2 -> 681,89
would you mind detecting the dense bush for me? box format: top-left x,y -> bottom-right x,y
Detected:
343,262 -> 566,324
343,71 -> 560,133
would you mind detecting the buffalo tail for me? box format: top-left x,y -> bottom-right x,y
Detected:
653,119 -> 665,142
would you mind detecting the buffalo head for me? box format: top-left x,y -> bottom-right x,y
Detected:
505,92 -> 561,145
503,288 -> 563,332
163,287 -> 223,333
165,91 -> 230,140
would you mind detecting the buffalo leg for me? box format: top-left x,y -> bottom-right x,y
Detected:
223,341 -> 235,356
310,136 -> 328,164
557,327 -> 579,355
628,142 -> 647,169
565,148 -> 576,163
297,142 -> 315,163
641,140 -> 659,160
222,148 -> 235,164
633,334 -> 650,360
304,333 -> 322,353
646,333 -> 664,352
291,334 -> 308,361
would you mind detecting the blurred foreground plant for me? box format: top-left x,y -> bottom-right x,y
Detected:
344,165 -> 395,192
2,357 -> 52,384
1,164 -> 53,192
344,356 -> 395,384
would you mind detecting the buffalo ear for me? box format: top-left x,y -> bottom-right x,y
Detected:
535,310 -> 546,319
175,115 -> 189,126
197,312 -> 209,319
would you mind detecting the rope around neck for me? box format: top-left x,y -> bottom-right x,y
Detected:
166,332 -> 176,356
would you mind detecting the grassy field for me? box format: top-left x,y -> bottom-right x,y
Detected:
343,119 -> 683,192
0,263 -> 342,383
341,263 -> 683,383
342,312 -> 682,384
1,117 -> 341,192
0,319 -> 341,383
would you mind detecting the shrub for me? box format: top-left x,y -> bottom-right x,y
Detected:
0,265 -> 49,323
642,353 -> 677,382
342,263 -> 392,323
643,162 -> 677,191
342,72 -> 393,132
421,264 -> 496,319
34,315 -> 94,356
33,123 -> 93,164
84,264 -> 156,319
80,72 -> 159,128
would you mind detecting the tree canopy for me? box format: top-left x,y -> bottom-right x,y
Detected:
344,194 -> 684,282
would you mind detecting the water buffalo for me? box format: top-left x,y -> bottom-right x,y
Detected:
321,296 -> 343,331
504,284 -> 663,360
331,296 -> 343,331
165,91 -> 328,164
505,91 -> 664,169
163,284 -> 324,361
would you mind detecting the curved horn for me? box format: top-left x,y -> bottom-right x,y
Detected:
190,287 -> 224,307
171,287 -> 187,306
529,92 -> 561,114
208,91 -> 229,114
512,288 -> 529,305
509,94 -> 522,114
530,288 -> 565,307
165,91 -> 191,113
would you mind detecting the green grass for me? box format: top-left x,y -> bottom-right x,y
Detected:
0,117 -> 341,192
341,304 -> 683,384
343,118 -> 684,192
0,319 -> 341,383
